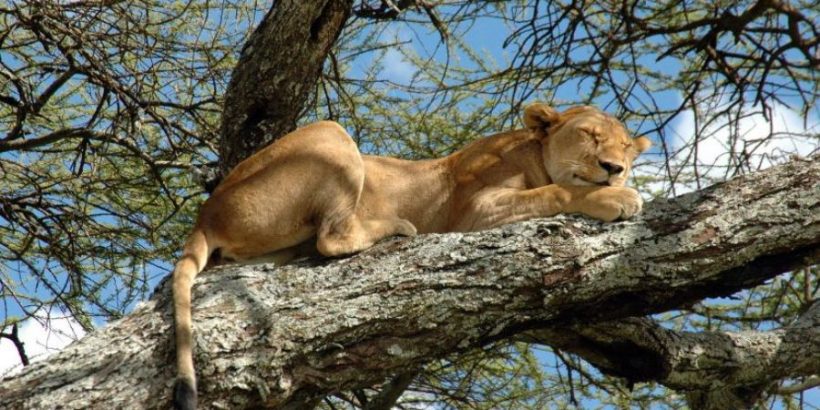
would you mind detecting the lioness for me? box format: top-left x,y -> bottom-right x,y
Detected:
172,103 -> 651,409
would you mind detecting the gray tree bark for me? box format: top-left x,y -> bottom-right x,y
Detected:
0,157 -> 817,409
217,0 -> 353,179
520,299 -> 820,409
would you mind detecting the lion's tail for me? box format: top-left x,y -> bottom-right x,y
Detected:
172,228 -> 212,410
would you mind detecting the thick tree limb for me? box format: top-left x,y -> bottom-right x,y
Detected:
217,0 -> 353,178
520,298 -> 820,409
0,158 -> 817,409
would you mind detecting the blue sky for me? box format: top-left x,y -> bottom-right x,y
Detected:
2,2 -> 817,406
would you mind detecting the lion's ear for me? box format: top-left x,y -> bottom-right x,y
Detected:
632,136 -> 652,155
523,103 -> 560,132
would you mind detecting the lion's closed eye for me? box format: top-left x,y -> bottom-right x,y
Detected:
576,127 -> 599,145
577,126 -> 594,137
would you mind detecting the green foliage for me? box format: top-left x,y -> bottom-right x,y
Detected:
1,0 -> 817,407
0,0 -> 264,327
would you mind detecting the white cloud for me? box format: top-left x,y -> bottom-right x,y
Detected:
373,26 -> 418,85
382,48 -> 417,84
0,309 -> 86,377
637,99 -> 819,196
674,101 -> 818,170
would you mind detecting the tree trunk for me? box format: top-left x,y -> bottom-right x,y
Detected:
217,0 -> 353,180
0,158 -> 817,409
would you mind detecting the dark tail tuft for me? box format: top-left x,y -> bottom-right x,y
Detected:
173,377 -> 197,410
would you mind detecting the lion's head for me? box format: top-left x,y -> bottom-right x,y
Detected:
524,103 -> 651,187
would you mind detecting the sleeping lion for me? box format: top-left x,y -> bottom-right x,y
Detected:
171,103 -> 652,409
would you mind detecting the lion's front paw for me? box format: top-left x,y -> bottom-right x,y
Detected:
616,188 -> 643,220
582,186 -> 643,222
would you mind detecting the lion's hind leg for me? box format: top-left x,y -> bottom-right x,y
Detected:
316,215 -> 416,257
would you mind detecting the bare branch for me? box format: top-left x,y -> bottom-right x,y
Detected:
363,371 -> 419,410
0,324 -> 29,368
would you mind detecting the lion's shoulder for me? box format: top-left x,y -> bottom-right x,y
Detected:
450,129 -> 547,187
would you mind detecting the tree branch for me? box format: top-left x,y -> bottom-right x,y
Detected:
353,0 -> 416,20
363,370 -> 418,410
0,157 -> 817,409
520,298 -> 820,409
0,324 -> 29,368
217,0 -> 353,179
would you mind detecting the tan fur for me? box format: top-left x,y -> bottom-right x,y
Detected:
171,104 -> 651,407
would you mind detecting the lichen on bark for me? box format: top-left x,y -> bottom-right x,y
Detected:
0,158 -> 817,409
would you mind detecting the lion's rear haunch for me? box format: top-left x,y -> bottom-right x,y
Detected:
173,377 -> 197,410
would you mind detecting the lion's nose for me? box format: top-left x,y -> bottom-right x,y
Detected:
599,160 -> 624,175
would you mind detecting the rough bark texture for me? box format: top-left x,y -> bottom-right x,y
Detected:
217,0 -> 353,179
521,298 -> 820,409
0,158 -> 817,409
